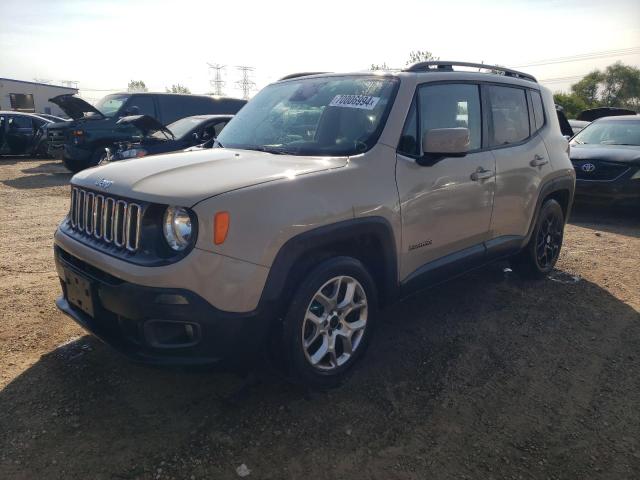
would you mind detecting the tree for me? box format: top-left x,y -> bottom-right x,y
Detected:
370,62 -> 390,71
406,50 -> 438,66
553,93 -> 589,119
564,62 -> 640,113
166,84 -> 191,94
127,80 -> 148,93
570,70 -> 603,107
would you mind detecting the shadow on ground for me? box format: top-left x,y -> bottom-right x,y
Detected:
1,262 -> 639,480
1,161 -> 71,189
570,202 -> 640,239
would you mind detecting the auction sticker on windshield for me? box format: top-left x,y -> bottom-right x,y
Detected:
329,95 -> 380,110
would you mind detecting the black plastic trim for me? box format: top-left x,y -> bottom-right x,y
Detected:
260,217 -> 399,307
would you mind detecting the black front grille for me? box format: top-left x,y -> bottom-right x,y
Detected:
572,159 -> 630,181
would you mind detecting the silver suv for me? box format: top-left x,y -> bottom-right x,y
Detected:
54,62 -> 575,387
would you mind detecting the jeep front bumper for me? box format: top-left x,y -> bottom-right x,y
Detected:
54,245 -> 270,367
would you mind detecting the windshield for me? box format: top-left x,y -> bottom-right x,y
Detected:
216,75 -> 399,156
571,119 -> 640,146
95,94 -> 130,117
155,117 -> 203,139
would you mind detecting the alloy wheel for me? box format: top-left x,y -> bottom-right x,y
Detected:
301,276 -> 368,371
535,214 -> 562,269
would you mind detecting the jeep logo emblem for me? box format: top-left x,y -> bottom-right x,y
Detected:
95,178 -> 114,189
581,163 -> 596,173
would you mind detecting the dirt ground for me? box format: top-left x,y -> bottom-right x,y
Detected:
0,158 -> 639,480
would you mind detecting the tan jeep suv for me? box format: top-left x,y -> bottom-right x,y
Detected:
54,62 -> 575,387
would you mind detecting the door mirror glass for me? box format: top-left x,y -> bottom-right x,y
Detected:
422,127 -> 469,156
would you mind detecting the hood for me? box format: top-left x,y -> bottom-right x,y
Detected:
49,94 -> 105,120
71,148 -> 348,206
577,107 -> 637,122
116,114 -> 174,139
570,143 -> 640,164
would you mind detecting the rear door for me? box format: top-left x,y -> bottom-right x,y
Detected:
487,85 -> 552,241
395,82 -> 496,281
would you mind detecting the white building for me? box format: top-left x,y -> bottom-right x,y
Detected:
0,78 -> 78,117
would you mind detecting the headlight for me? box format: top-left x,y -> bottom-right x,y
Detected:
163,206 -> 194,251
121,148 -> 147,159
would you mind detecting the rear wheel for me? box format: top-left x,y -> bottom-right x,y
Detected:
510,199 -> 564,279
283,257 -> 378,388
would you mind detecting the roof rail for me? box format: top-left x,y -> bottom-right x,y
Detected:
278,72 -> 330,81
403,61 -> 537,83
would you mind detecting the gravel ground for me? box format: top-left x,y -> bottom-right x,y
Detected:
1,158 -> 639,480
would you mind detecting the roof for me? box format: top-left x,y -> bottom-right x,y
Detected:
0,111 -> 53,121
594,115 -> 640,122
0,78 -> 78,91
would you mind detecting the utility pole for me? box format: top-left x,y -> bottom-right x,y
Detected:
207,63 -> 226,96
235,66 -> 256,100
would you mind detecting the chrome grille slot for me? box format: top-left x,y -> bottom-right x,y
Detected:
113,200 -> 127,247
67,187 -> 143,252
70,188 -> 78,227
93,195 -> 104,238
85,192 -> 94,235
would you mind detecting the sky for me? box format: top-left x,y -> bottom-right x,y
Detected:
1,0 -> 639,102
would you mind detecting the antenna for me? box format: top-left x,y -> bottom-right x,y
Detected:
207,63 -> 226,96
235,66 -> 256,100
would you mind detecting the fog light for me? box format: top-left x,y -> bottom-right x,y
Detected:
144,320 -> 200,348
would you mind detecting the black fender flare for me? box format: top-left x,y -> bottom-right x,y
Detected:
259,216 -> 399,310
524,174 -> 575,245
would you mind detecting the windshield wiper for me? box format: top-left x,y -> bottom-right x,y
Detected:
244,145 -> 294,155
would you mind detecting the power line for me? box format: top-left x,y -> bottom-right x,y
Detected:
235,66 -> 256,100
207,63 -> 226,96
512,47 -> 640,68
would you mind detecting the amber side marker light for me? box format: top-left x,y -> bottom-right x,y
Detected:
214,212 -> 230,245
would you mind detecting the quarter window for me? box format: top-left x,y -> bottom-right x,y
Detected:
398,99 -> 418,156
418,84 -> 482,151
488,86 -> 530,146
530,90 -> 545,132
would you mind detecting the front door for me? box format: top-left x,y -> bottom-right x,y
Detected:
6,115 -> 35,154
395,83 -> 495,281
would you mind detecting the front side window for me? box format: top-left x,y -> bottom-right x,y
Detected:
417,83 -> 482,151
488,86 -> 530,146
95,94 -> 130,117
216,76 -> 399,156
571,120 -> 640,146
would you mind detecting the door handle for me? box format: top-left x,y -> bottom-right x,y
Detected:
530,154 -> 548,167
470,166 -> 495,181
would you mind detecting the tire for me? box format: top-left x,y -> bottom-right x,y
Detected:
510,199 -> 565,279
62,149 -> 102,173
282,256 -> 378,389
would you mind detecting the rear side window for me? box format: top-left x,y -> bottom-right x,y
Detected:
530,90 -> 545,132
418,83 -> 482,151
127,95 -> 156,118
488,85 -> 530,146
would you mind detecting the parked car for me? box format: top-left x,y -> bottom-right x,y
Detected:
47,93 -> 246,172
569,115 -> 640,205
101,114 -> 233,163
53,62 -> 574,387
0,111 -> 52,157
576,107 -> 636,122
37,113 -> 70,122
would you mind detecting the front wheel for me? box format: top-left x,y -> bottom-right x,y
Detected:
283,257 -> 378,388
510,199 -> 565,279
